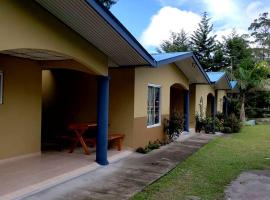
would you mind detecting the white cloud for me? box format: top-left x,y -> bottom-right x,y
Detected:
140,6 -> 201,49
156,0 -> 188,7
140,0 -> 270,51
203,0 -> 240,21
214,28 -> 248,42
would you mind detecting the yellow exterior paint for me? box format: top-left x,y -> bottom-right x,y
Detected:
109,68 -> 135,147
0,0 -> 108,75
193,84 -> 215,120
134,64 -> 189,118
190,85 -> 228,128
133,64 -> 189,147
217,90 -> 227,113
0,55 -> 41,159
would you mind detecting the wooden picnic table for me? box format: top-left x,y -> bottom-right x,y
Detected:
67,122 -> 125,155
68,122 -> 97,155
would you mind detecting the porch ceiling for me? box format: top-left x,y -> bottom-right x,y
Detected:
175,58 -> 209,84
35,0 -> 154,67
1,49 -> 70,61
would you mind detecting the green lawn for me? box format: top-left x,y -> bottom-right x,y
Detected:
131,125 -> 270,200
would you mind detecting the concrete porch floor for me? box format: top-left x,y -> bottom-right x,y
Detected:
22,133 -> 215,200
0,148 -> 132,200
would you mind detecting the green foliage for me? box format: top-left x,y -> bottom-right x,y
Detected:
158,29 -> 190,53
224,31 -> 253,68
214,113 -> 225,132
191,12 -> 217,71
246,91 -> 270,118
248,12 -> 270,62
204,117 -> 214,133
213,42 -> 229,69
164,112 -> 184,141
136,140 -> 162,154
223,113 -> 242,133
97,0 -> 117,9
235,60 -> 270,91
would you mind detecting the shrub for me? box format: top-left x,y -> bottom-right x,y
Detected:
148,141 -> 161,150
214,117 -> 224,132
136,147 -> 147,154
223,113 -> 242,133
204,117 -> 214,134
195,114 -> 204,133
164,111 -> 184,141
223,127 -> 232,133
136,140 -> 162,154
216,112 -> 225,121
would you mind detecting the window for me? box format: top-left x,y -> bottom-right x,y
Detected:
0,71 -> 3,104
147,84 -> 161,127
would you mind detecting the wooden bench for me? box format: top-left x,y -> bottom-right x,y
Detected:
85,133 -> 124,151
108,133 -> 124,151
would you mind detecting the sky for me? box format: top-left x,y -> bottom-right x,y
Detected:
110,0 -> 270,53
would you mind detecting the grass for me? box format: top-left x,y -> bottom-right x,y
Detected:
131,125 -> 270,200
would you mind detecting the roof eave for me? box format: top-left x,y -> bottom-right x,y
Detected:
155,52 -> 193,67
85,0 -> 156,67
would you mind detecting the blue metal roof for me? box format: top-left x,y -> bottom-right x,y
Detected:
230,80 -> 238,89
151,52 -> 191,62
206,72 -> 226,83
151,52 -> 211,84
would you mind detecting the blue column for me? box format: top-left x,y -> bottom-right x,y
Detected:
184,90 -> 190,132
211,96 -> 216,134
96,76 -> 109,165
211,95 -> 215,118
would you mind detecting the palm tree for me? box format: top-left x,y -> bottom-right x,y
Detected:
234,60 -> 270,121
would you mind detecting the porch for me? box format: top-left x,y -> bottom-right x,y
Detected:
0,148 -> 132,200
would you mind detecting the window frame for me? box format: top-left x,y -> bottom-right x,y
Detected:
0,71 -> 3,105
147,83 -> 161,128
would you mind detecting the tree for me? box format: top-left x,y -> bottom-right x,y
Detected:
248,12 -> 270,62
97,0 -> 117,9
158,29 -> 190,53
224,31 -> 253,70
191,12 -> 216,71
234,60 -> 270,121
213,42 -> 229,70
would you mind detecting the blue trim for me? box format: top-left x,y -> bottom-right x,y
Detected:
152,52 -> 211,84
207,72 -> 231,89
85,0 -> 156,67
211,95 -> 215,117
96,76 -> 109,165
184,90 -> 190,132
192,55 -> 211,84
154,52 -> 193,66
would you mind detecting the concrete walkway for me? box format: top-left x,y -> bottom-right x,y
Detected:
23,134 -> 214,200
225,170 -> 270,200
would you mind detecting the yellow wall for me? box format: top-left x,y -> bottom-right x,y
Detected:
109,68 -> 135,147
217,90 -> 227,113
0,0 -> 108,75
0,55 -> 41,159
134,64 -> 189,118
194,84 -> 215,118
133,64 -> 189,147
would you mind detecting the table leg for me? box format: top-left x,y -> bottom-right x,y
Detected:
117,138 -> 122,151
78,135 -> 90,155
69,138 -> 79,153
